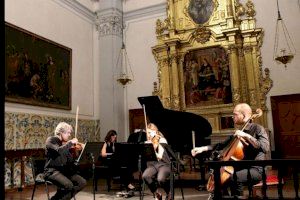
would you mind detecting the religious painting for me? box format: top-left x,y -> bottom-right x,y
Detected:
183,46 -> 232,107
220,116 -> 235,130
188,0 -> 214,24
5,22 -> 72,110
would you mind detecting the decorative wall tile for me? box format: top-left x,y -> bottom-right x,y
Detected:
13,160 -> 21,187
5,159 -> 12,188
5,111 -> 101,188
24,159 -> 34,185
5,111 -> 101,150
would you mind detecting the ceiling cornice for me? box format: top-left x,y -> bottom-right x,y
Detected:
52,0 -> 95,23
124,2 -> 166,21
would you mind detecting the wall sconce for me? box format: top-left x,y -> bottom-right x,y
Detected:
273,0 -> 296,68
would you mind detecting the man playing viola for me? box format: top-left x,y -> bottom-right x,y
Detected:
44,122 -> 86,200
191,103 -> 270,199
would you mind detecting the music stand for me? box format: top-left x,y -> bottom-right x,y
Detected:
161,143 -> 184,200
114,143 -> 157,200
76,142 -> 102,200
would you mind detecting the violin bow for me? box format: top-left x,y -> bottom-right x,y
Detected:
75,105 -> 79,138
142,104 -> 148,132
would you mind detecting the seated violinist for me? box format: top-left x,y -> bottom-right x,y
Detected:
142,123 -> 171,200
191,103 -> 270,199
100,130 -> 135,191
44,122 -> 87,200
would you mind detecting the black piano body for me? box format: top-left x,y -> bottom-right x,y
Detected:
138,96 -> 212,155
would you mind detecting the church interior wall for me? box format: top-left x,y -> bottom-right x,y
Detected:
4,0 -> 300,150
3,0 -> 300,190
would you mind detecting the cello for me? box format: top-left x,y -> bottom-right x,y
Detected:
206,108 -> 263,192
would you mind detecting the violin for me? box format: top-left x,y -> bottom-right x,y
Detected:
69,142 -> 85,158
62,139 -> 85,159
206,108 -> 263,192
151,134 -> 160,145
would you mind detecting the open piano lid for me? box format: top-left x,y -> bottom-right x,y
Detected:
138,96 -> 212,155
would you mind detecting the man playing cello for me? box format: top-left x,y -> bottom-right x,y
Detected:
191,103 -> 270,199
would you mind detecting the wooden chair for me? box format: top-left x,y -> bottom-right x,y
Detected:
30,158 -> 53,200
30,158 -> 76,200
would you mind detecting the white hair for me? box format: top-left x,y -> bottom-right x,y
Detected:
54,122 -> 73,136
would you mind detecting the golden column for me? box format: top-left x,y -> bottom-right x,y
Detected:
228,45 -> 241,105
167,41 -> 180,110
153,45 -> 171,108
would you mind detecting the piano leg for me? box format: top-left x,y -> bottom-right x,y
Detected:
196,154 -> 208,191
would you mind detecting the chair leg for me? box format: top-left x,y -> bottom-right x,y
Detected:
45,182 -> 50,200
140,180 -> 147,200
94,175 -> 98,192
178,175 -> 184,200
107,176 -> 111,192
31,183 -> 37,200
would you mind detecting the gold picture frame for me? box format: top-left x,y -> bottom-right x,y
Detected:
5,22 -> 72,110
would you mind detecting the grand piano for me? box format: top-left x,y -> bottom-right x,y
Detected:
138,96 -> 212,155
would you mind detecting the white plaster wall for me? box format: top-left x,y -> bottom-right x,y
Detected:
125,13 -> 166,110
5,0 -> 97,119
254,0 -> 300,150
5,0 -> 299,146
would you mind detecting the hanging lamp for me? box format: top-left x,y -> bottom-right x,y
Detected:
273,0 -> 296,68
116,3 -> 134,86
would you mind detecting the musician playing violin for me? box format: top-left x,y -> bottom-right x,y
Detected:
191,103 -> 270,199
44,122 -> 86,200
142,123 -> 171,200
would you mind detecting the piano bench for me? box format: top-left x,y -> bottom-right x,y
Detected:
94,165 -> 112,192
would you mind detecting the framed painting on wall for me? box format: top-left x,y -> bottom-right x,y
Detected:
5,22 -> 72,110
220,115 -> 234,130
183,46 -> 232,107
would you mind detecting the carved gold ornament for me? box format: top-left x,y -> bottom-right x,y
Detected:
193,26 -> 211,44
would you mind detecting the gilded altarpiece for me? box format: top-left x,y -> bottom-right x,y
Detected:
152,0 -> 272,136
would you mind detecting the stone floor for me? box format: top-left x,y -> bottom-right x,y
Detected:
5,178 -> 210,200
5,170 -> 299,200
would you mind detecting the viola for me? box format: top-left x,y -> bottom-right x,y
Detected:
206,108 -> 263,192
